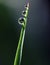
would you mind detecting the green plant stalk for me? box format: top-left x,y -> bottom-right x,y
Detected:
14,27 -> 26,65
13,3 -> 29,65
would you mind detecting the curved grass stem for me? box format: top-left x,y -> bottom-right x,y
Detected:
13,2 -> 29,65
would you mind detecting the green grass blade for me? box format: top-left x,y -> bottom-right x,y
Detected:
13,2 -> 29,65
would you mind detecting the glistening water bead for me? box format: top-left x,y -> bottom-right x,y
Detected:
19,17 -> 24,23
22,11 -> 26,15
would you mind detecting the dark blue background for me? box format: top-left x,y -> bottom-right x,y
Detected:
0,0 -> 50,65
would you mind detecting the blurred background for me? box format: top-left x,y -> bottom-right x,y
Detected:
0,0 -> 50,65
